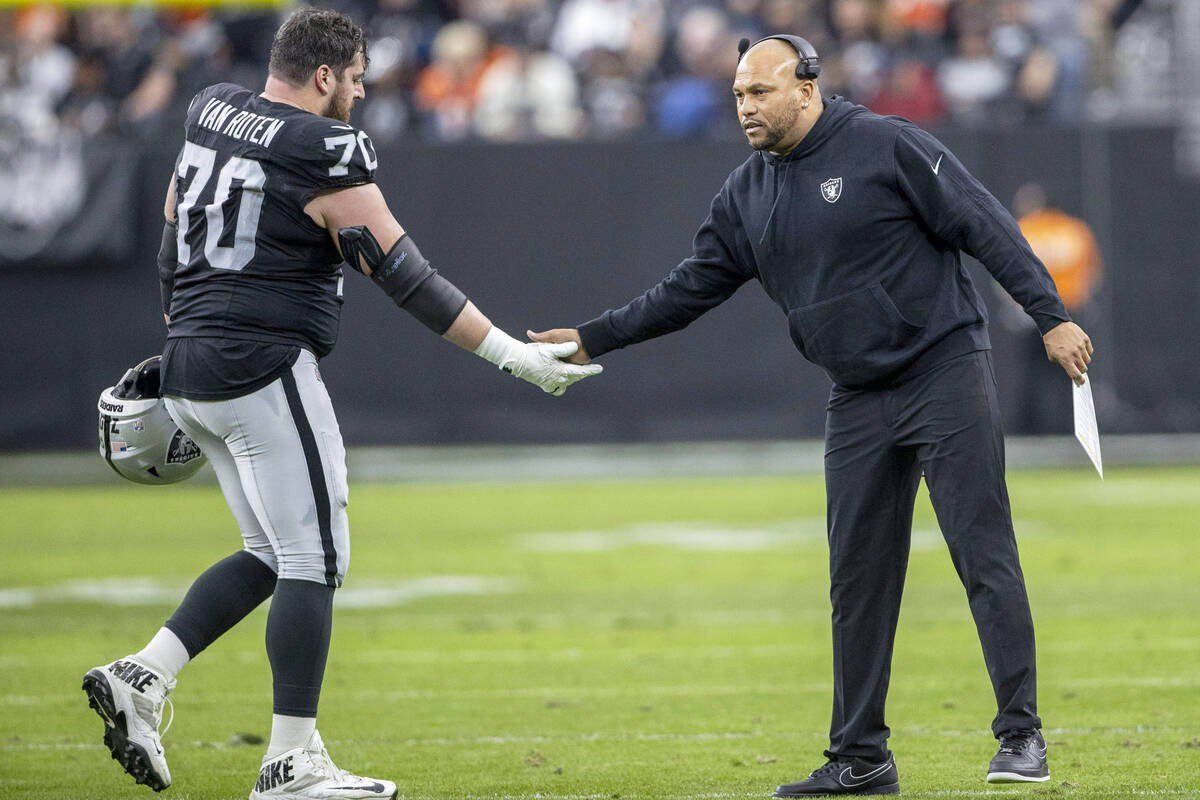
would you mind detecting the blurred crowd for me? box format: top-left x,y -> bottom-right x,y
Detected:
0,0 -> 1174,145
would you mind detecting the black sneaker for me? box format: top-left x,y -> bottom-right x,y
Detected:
774,754 -> 899,796
987,728 -> 1050,783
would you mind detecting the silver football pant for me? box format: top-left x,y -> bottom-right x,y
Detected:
165,349 -> 349,587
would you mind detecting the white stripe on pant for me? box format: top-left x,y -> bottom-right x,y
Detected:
165,349 -> 350,587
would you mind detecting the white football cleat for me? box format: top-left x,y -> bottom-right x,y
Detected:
82,656 -> 175,791
250,730 -> 397,800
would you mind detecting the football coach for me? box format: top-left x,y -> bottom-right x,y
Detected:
531,35 -> 1093,796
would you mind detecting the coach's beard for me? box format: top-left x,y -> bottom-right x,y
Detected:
748,96 -> 802,152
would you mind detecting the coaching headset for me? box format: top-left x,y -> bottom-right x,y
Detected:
736,34 -> 821,80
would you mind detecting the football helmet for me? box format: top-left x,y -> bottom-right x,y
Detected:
98,355 -> 206,484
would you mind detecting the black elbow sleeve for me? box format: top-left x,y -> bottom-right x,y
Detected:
158,220 -> 178,315
338,227 -> 467,334
402,273 -> 469,335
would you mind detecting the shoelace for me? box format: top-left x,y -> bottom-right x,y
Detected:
809,760 -> 844,777
998,730 -> 1036,756
309,740 -> 356,781
308,744 -> 336,779
158,697 -> 175,739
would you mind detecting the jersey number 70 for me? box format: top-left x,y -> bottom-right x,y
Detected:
175,141 -> 266,272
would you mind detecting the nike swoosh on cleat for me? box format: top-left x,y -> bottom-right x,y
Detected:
931,153 -> 944,174
839,761 -> 892,787
330,782 -> 387,792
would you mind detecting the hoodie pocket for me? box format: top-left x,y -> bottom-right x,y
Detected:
788,283 -> 923,385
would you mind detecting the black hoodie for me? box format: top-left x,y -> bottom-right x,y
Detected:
577,96 -> 1070,389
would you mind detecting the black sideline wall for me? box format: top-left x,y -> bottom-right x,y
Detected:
2,126 -> 1197,451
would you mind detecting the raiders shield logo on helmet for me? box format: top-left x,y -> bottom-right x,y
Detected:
820,177 -> 842,203
98,355 -> 208,484
166,429 -> 203,465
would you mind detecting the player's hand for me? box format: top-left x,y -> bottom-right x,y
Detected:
527,328 -> 591,364
506,340 -> 602,395
1043,321 -> 1093,386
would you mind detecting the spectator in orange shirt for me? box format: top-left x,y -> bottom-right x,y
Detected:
998,182 -> 1103,433
1016,183 -> 1102,311
414,20 -> 506,140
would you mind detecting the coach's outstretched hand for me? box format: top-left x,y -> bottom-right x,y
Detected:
517,340 -> 603,396
1043,321 -> 1093,386
527,328 -> 591,365
474,327 -> 602,395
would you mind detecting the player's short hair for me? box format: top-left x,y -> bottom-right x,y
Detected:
268,7 -> 369,87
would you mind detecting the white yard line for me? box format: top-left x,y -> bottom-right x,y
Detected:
518,523 -> 1051,555
5,635 -> 1198,669
0,575 -> 515,610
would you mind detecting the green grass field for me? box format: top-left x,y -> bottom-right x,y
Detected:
2,467 -> 1198,799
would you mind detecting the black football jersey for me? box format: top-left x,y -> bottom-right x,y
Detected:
161,83 -> 377,399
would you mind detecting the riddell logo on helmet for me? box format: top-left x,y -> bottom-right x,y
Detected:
99,399 -> 124,413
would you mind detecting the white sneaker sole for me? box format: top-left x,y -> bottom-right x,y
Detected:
249,788 -> 398,800
82,668 -> 170,792
987,771 -> 1051,783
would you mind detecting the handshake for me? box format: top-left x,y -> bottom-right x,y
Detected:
474,326 -> 600,397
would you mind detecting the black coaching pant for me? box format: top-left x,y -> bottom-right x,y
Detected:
823,350 -> 1041,761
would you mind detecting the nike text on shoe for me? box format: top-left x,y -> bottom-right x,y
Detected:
774,754 -> 900,797
987,728 -> 1050,783
82,657 -> 175,792
249,729 -> 397,800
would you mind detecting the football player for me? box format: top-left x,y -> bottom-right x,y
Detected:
82,9 -> 600,799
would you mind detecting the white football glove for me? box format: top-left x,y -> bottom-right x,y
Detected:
474,327 -> 603,396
